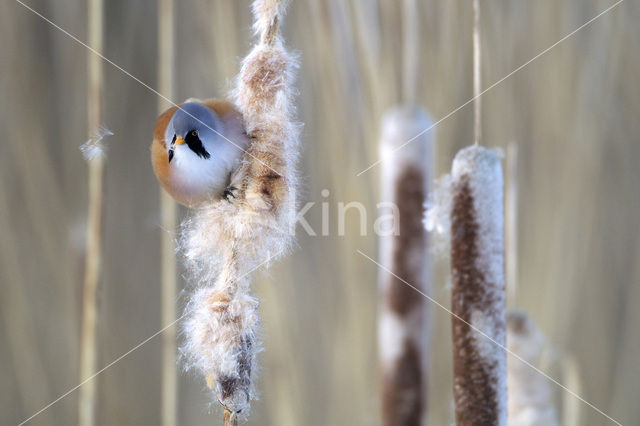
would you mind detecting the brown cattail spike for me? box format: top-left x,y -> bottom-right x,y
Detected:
450,146 -> 506,425
379,107 -> 434,425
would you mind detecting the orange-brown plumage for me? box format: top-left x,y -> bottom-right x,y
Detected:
151,99 -> 249,207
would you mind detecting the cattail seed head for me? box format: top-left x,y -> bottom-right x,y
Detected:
378,106 -> 434,425
181,285 -> 260,415
179,0 -> 298,419
450,145 -> 507,426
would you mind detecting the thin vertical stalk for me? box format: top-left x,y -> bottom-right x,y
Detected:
379,107 -> 433,426
157,0 -> 177,425
562,355 -> 583,426
402,0 -> 418,105
223,407 -> 237,426
79,0 -> 104,425
473,0 -> 481,146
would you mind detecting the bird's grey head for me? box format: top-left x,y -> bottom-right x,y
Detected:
167,102 -> 221,162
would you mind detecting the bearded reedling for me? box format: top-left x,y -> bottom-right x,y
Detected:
152,100 -> 249,207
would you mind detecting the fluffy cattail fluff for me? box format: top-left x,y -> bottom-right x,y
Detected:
450,146 -> 506,426
507,311 -> 559,426
180,0 -> 298,420
79,126 -> 112,161
181,281 -> 260,413
423,174 -> 453,253
378,107 -> 434,426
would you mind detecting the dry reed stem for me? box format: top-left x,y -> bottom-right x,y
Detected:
450,146 -> 506,426
402,0 -> 418,105
157,0 -> 177,425
180,0 -> 298,420
79,0 -> 104,425
378,107 -> 433,425
561,354 -> 583,426
507,311 -> 559,426
473,0 -> 482,146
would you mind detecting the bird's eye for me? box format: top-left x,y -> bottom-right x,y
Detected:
171,134 -> 176,144
191,130 -> 198,137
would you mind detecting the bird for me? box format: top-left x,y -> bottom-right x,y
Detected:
151,99 -> 250,207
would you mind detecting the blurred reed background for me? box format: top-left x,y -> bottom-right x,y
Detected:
1,0 -> 639,425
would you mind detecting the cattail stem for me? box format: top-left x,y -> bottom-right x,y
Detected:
402,0 -> 418,105
561,354 -> 583,426
472,0 -> 482,146
378,107 -> 433,426
450,146 -> 506,426
223,407 -> 237,426
79,0 -> 104,424
157,0 -> 177,425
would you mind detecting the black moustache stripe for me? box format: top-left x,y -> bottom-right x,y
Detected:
186,133 -> 210,159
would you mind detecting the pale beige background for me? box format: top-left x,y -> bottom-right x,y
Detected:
1,0 -> 638,425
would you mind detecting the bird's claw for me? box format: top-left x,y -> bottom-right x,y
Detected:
223,186 -> 238,203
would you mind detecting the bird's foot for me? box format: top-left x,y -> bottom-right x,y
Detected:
223,186 -> 238,203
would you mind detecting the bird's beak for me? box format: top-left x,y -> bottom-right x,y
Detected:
174,137 -> 185,145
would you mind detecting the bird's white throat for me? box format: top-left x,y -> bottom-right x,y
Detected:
169,146 -> 233,201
